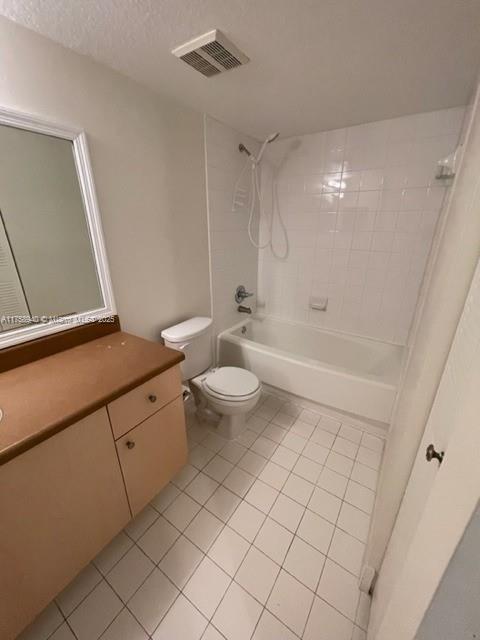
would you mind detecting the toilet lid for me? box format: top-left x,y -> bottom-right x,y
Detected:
205,367 -> 260,397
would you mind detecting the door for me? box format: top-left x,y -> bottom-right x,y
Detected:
370,257 -> 480,639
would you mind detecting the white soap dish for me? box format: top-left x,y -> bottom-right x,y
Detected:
310,297 -> 328,311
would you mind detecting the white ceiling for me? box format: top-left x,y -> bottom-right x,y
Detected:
1,0 -> 480,139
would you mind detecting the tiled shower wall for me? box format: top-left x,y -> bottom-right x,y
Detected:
258,107 -> 466,344
204,116 -> 259,339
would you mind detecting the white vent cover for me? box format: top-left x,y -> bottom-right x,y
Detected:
172,30 -> 249,77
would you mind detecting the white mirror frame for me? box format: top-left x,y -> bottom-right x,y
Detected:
0,106 -> 116,349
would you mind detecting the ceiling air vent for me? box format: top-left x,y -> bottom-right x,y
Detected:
172,30 -> 249,77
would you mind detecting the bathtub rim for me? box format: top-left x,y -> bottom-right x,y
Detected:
218,316 -> 401,391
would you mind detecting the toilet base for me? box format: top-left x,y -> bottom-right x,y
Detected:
217,413 -> 247,440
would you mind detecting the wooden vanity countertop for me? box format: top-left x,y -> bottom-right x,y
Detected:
0,331 -> 184,465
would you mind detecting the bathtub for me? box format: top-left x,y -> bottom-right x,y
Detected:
217,316 -> 404,424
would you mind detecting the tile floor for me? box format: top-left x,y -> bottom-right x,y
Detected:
19,390 -> 385,640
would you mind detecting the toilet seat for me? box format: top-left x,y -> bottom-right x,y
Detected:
203,366 -> 260,401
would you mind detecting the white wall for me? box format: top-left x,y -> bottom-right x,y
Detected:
204,116 -> 259,341
0,16 -> 210,341
258,108 -> 465,344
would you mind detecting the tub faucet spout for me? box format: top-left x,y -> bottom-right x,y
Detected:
238,305 -> 252,314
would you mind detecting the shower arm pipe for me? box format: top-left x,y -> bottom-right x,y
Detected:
239,143 -> 252,157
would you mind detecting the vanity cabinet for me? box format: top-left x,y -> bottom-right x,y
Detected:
0,409 -> 130,640
0,333 -> 187,640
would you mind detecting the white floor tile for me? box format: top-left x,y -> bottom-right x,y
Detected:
352,625 -> 367,640
251,435 -> 278,458
302,442 -> 329,465
337,502 -> 371,543
252,609 -> 299,640
208,526 -> 250,576
332,436 -> 359,460
267,569 -> 314,636
203,433 -> 229,453
127,568 -> 178,634
290,420 -> 315,440
350,461 -> 378,491
272,411 -> 296,429
245,479 -> 279,513
50,623 -> 77,640
56,564 -> 102,616
106,546 -> 154,603
282,401 -> 302,418
235,546 -> 280,604
310,427 -> 336,449
93,532 -> 133,576
159,536 -> 203,589
124,505 -> 159,541
236,429 -> 259,448
281,431 -> 307,454
237,450 -> 268,476
356,446 -> 382,470
202,624 -> 226,640
255,403 -> 278,421
262,423 -> 287,443
223,466 -> 256,497
228,501 -> 265,542
254,518 -> 294,565
184,557 -> 231,618
185,472 -> 220,504
203,456 -> 235,483
184,508 -> 224,552
137,515 -> 179,563
101,609 -> 148,640
189,444 -> 216,469
163,493 -> 201,531
150,483 -> 181,513
258,461 -> 290,490
361,432 -> 384,452
317,416 -> 341,434
219,441 -> 247,464
271,445 -> 299,471
172,464 -> 199,490
206,486 -> 241,522
18,602 -> 63,640
317,559 -> 360,620
316,467 -> 348,498
292,456 -> 322,484
246,415 -> 269,434
270,493 -> 305,532
153,594 -> 208,640
283,537 -> 325,591
212,582 -> 263,640
339,424 -> 363,444
297,510 -> 334,554
303,596 -> 353,640
308,487 -> 342,524
68,581 -> 123,640
325,451 -> 354,477
282,474 -> 314,506
328,528 -> 365,576
345,480 -> 375,514
298,409 -> 320,425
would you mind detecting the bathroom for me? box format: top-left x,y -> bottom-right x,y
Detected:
0,2 -> 479,639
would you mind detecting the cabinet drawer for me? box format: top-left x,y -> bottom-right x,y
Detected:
116,396 -> 187,515
108,365 -> 182,439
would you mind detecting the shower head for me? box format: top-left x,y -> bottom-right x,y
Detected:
255,132 -> 280,164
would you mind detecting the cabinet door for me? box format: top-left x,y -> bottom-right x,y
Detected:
116,396 -> 187,515
0,409 -> 130,640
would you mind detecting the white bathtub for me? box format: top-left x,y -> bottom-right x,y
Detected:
218,316 -> 404,424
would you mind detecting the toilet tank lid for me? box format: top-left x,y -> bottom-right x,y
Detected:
161,317 -> 212,343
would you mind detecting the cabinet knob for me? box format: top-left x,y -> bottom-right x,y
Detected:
426,443 -> 444,465
126,440 -> 135,450
148,394 -> 157,403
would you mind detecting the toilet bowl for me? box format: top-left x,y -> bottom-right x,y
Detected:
161,317 -> 262,439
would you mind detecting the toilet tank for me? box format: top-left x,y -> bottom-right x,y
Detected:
161,317 -> 213,380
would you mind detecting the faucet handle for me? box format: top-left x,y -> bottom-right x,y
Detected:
235,285 -> 254,303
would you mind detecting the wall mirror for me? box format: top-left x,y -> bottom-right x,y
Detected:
0,108 -> 115,348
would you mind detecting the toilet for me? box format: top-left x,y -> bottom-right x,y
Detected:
161,317 -> 261,439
